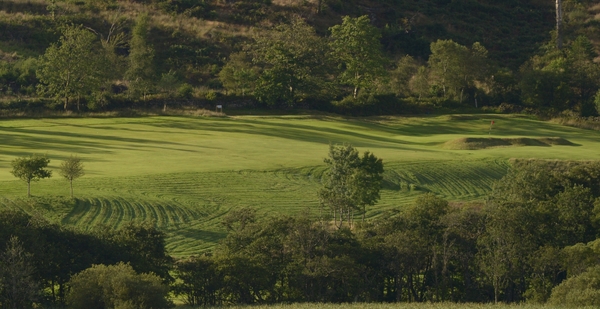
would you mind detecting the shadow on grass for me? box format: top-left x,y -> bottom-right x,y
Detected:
145,117 -> 437,152
170,227 -> 226,244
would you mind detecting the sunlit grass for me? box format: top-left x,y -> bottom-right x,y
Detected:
1,114 -> 599,256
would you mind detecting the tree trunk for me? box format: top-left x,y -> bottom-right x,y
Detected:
317,0 -> 322,14
362,206 -> 366,223
163,102 -> 167,112
64,97 -> 69,110
556,0 -> 563,50
27,181 -> 30,198
333,208 -> 337,228
494,279 -> 499,304
70,179 -> 74,198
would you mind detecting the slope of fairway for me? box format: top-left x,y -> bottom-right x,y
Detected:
0,114 -> 599,256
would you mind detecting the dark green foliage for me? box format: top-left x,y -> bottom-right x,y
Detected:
250,18 -> 331,107
111,223 -> 173,283
0,237 -> 39,309
173,255 -> 222,306
549,265 -> 600,306
125,14 -> 155,100
330,16 -> 387,99
0,58 -> 38,96
66,263 -> 172,309
158,0 -> 215,19
37,24 -> 110,111
0,210 -> 173,306
0,0 -> 596,116
479,160 -> 600,303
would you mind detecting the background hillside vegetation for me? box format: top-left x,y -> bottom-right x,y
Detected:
1,0 -> 600,117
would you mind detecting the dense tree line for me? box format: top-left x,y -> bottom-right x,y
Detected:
172,160 -> 600,306
0,210 -> 172,308
0,0 -> 598,116
3,160 -> 600,307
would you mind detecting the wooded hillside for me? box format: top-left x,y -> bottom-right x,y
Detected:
1,0 -> 599,115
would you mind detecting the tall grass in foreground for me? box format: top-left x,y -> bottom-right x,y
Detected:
177,303 -> 574,309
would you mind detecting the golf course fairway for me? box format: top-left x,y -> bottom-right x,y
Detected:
0,114 -> 598,256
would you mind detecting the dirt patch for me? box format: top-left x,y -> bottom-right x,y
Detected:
443,137 -> 577,150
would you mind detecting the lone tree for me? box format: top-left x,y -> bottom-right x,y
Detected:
59,155 -> 84,198
10,155 -> 52,197
318,144 -> 383,228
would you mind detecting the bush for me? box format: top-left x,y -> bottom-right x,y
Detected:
176,83 -> 194,99
66,263 -> 172,309
548,265 -> 600,306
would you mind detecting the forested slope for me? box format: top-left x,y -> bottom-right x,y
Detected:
4,0 -> 599,116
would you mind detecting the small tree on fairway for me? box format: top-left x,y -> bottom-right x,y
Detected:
59,155 -> 84,198
10,155 -> 52,197
318,144 -> 383,228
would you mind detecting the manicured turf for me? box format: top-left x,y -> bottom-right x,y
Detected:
1,114 -> 599,256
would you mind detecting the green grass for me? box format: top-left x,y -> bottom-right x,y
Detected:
1,114 -> 600,256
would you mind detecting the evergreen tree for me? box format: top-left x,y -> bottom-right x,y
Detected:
0,237 -> 39,309
125,13 -> 155,100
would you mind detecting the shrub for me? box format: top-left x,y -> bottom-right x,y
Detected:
176,83 -> 193,99
548,265 -> 600,306
66,263 -> 172,309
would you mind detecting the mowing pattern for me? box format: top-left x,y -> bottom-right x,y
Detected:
61,197 -> 201,229
383,159 -> 510,200
0,159 -> 511,256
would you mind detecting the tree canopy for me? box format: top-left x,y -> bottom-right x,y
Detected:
59,155 -> 85,198
10,154 -> 52,197
37,25 -> 109,110
318,144 -> 383,227
330,16 -> 387,99
250,17 -> 331,106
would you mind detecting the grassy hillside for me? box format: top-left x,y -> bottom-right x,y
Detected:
0,0 -> 558,79
0,114 -> 599,256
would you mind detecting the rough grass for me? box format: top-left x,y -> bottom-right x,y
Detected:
443,137 -> 576,150
1,114 -> 600,256
551,117 -> 600,131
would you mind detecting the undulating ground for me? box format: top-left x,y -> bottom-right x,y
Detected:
1,114 -> 598,256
